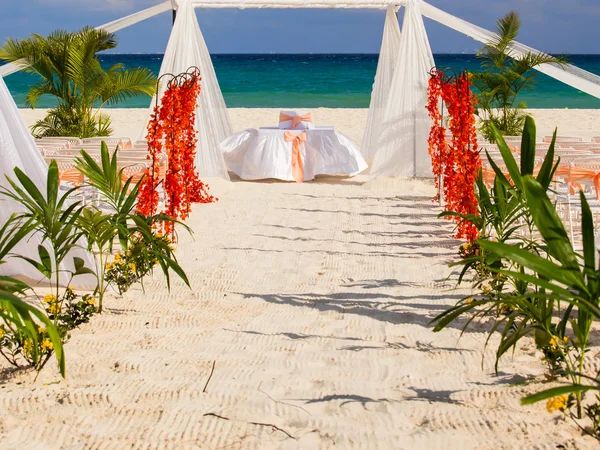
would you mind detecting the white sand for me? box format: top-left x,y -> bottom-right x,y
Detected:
1,108 -> 599,449
18,107 -> 600,143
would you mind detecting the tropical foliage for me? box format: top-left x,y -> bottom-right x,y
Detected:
471,11 -> 566,141
0,27 -> 156,138
0,144 -> 191,378
432,116 -> 600,440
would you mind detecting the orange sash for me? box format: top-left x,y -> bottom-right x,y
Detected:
567,167 -> 600,199
284,131 -> 307,183
279,112 -> 312,130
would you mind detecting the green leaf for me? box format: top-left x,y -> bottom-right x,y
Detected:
521,384 -> 595,405
490,123 -> 522,191
536,128 -> 557,190
522,176 -> 580,273
520,115 -> 536,176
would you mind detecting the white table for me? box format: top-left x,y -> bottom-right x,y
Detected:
220,127 -> 368,182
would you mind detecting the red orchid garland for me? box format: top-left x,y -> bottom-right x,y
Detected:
427,69 -> 480,241
137,70 -> 216,236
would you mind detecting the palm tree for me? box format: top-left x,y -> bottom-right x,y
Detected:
471,11 -> 566,141
0,27 -> 157,138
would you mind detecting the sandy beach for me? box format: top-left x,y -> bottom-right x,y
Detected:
18,107 -> 600,145
1,108 -> 599,449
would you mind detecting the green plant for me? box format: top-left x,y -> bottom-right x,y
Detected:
1,159 -> 96,301
0,27 -> 156,138
74,143 -> 190,312
480,180 -> 600,418
0,289 -> 65,378
432,117 -> 564,374
471,11 -> 566,140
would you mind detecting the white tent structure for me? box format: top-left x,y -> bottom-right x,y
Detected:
2,0 -> 600,179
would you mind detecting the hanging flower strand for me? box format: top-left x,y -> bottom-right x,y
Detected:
138,67 -> 217,237
426,68 -> 481,241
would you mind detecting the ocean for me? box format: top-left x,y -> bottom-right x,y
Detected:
3,53 -> 600,109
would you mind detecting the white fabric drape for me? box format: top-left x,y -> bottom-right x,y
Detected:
361,6 -> 401,158
221,127 -> 367,181
147,0 -> 232,179
0,2 -> 172,78
0,77 -> 96,287
370,0 -> 433,178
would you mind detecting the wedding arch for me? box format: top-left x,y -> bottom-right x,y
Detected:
2,0 -> 600,180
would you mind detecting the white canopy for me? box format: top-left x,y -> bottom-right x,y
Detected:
2,0 -> 600,179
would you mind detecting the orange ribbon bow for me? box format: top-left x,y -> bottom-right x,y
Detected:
283,131 -> 307,183
567,166 -> 600,199
279,112 -> 312,130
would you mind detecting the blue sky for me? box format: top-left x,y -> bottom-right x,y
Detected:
1,0 -> 599,54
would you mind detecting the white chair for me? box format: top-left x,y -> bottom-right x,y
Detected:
278,110 -> 314,130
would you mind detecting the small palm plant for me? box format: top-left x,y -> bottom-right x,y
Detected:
74,143 -> 191,312
0,27 -> 156,138
472,11 -> 566,140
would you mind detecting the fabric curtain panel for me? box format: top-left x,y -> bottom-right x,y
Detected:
361,6 -> 402,159
147,0 -> 233,179
370,0 -> 434,178
0,77 -> 96,287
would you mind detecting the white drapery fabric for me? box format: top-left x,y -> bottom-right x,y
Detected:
0,76 -> 96,286
370,0 -> 433,178
221,127 -> 367,181
147,0 -> 232,179
361,6 -> 401,158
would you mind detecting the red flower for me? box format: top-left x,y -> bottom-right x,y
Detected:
427,70 -> 481,241
137,71 -> 217,238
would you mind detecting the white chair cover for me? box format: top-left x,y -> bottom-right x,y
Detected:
278,110 -> 315,130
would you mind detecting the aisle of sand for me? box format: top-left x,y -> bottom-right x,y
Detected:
1,178 -> 596,448
1,108 -> 597,448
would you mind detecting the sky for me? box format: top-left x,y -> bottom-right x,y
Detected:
1,0 -> 599,54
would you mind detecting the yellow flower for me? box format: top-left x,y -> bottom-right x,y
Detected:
114,253 -> 122,262
563,336 -> 569,344
37,327 -> 46,334
22,338 -> 33,356
549,336 -> 559,347
465,298 -> 474,305
41,338 -> 53,352
128,263 -> 136,272
546,395 -> 569,413
482,285 -> 491,293
47,302 -> 61,315
0,327 -> 5,338
86,297 -> 96,305
105,262 -> 114,271
43,294 -> 57,304
66,286 -> 75,293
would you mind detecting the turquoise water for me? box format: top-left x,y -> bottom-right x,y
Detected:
3,53 -> 600,108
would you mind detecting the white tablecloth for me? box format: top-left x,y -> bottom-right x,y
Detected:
220,127 -> 368,182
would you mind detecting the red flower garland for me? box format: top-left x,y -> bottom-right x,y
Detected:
137,70 -> 216,236
427,70 -> 480,241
